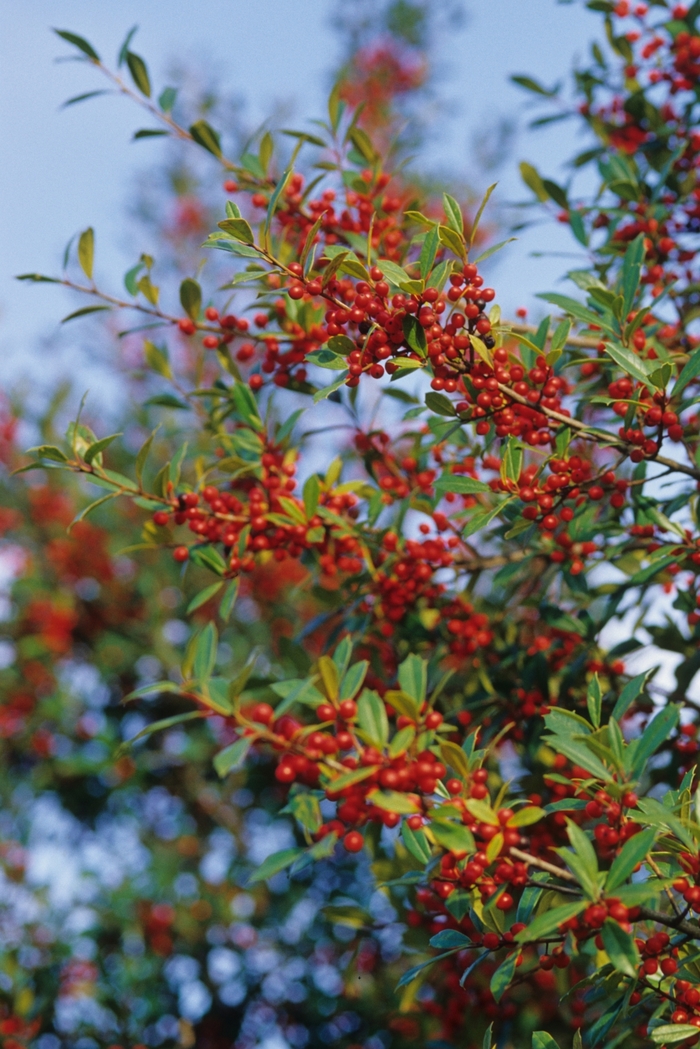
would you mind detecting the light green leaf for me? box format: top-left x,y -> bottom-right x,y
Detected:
214,736 -> 252,777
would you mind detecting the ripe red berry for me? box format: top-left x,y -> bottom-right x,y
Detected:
172,546 -> 189,562
339,700 -> 357,720
496,892 -> 514,911
343,831 -> 364,853
153,511 -> 169,526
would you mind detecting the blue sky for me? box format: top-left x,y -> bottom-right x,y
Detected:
1,0 -> 600,387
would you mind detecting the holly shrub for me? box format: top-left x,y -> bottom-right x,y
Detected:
9,1 -> 700,1047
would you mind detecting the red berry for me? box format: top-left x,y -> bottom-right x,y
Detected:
172,546 -> 189,562
343,831 -> 364,853
339,700 -> 357,720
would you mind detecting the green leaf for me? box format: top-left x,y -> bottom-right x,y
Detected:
537,292 -> 608,330
217,217 -> 255,244
425,392 -> 456,417
144,340 -> 172,379
620,233 -> 645,318
461,502 -> 506,539
402,315 -> 427,356
135,426 -> 158,484
604,339 -> 652,387
83,432 -> 121,465
556,821 -> 599,898
586,674 -> 602,728
501,437 -> 523,485
438,224 -> 466,259
289,792 -> 322,834
281,128 -> 327,149
324,765 -> 379,793
434,474 -> 490,495
650,1026 -> 700,1045
120,710 -> 204,752
630,703 -> 680,774
118,25 -> 138,66
675,345 -> 700,398
247,847 -> 305,884
611,671 -> 651,721
61,305 -> 111,323
532,1034 -> 560,1049
357,688 -> 389,747
545,736 -> 614,781
520,162 -> 548,202
16,273 -> 60,283
189,545 -> 226,576
28,444 -> 68,463
431,820 -> 475,855
398,654 -> 427,704
401,821 -> 432,864
429,929 -> 471,949
472,238 -> 516,265
511,75 -> 558,96
264,168 -> 292,245
62,90 -> 110,108
219,579 -> 239,623
490,951 -> 519,1003
190,119 -> 222,158
443,193 -> 464,234
339,661 -> 368,702
77,227 -> 94,280
515,901 -> 586,942
126,51 -> 151,96
302,475 -> 319,519
133,129 -> 168,139
601,918 -> 640,977
388,725 -> 415,758
179,278 -> 202,321
396,951 -> 461,989
187,582 -> 224,614
369,789 -> 419,814
469,182 -> 497,248
193,622 -> 218,681
606,828 -> 655,891
213,736 -> 252,777
146,394 -> 189,410
348,127 -> 377,163
419,226 -> 440,279
158,86 -> 177,112
54,29 -> 100,61
377,259 -> 412,287
313,372 -> 348,402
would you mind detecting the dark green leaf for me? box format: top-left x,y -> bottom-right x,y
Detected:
611,671 -> 651,721
61,90 -> 109,108
193,621 -> 218,681
190,120 -> 222,158
675,345 -> 700,398
126,51 -> 151,96
425,392 -> 456,416
83,432 -> 121,465
179,278 -> 202,321
601,918 -> 640,977
606,828 -> 655,891
54,29 -> 100,61
490,952 -> 519,1002
187,582 -> 224,614
61,305 -> 111,323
